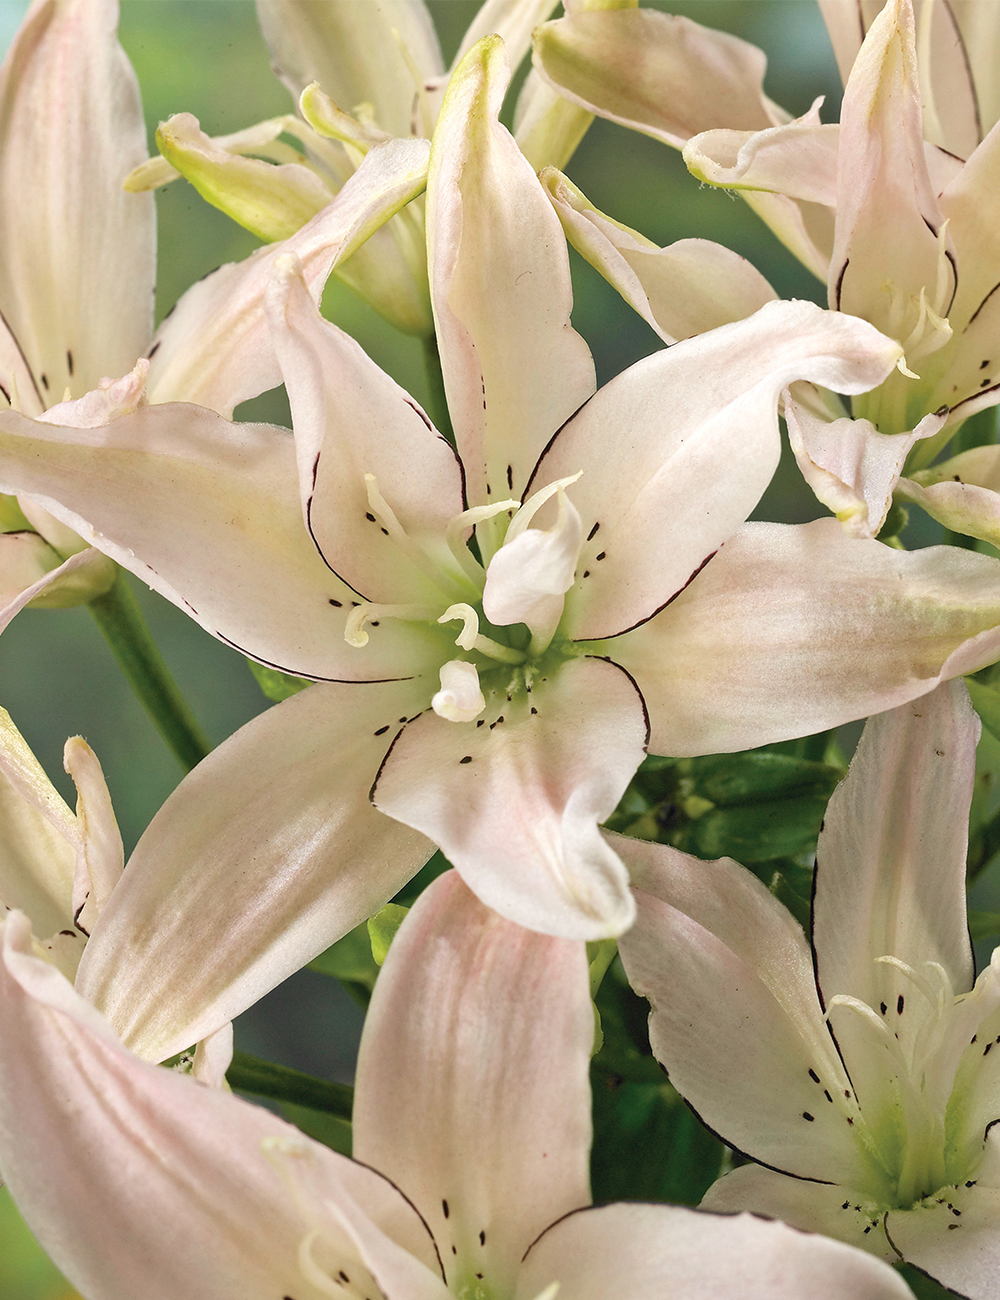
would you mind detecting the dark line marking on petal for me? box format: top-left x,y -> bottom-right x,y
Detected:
147,341 -> 161,359
897,995 -> 904,1014
802,1112 -> 815,1122
808,1068 -> 820,1083
374,726 -> 389,736
460,755 -> 472,764
833,258 -> 849,310
66,350 -> 74,376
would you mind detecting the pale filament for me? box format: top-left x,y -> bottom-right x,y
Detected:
437,603 -> 525,664
444,498 -> 519,584
344,601 -> 439,647
364,473 -> 472,599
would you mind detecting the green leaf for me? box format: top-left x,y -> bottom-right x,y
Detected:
247,658 -> 312,702
678,793 -> 829,863
896,1263 -> 959,1299
227,1050 -> 353,1119
969,909 -> 1000,942
682,752 -> 839,806
967,676 -> 1000,744
368,903 -> 410,966
591,1075 -> 724,1205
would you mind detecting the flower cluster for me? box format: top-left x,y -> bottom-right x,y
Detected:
2,1 -> 1000,1297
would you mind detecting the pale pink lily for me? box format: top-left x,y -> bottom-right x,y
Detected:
534,1 -> 1000,538
129,0 -> 581,336
0,871 -> 918,1300
0,0 -> 431,633
0,37 -> 996,1064
615,680 -> 1000,1297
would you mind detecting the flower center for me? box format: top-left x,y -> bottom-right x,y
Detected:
341,474 -> 586,723
827,952 -> 998,1209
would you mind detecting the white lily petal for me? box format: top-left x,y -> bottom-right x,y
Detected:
256,0 -> 444,138
452,0 -> 559,76
0,402 -> 445,681
532,299 -> 902,640
431,660 -> 485,723
76,680 -> 434,1061
816,681 -> 978,1014
426,35 -> 595,509
532,8 -> 775,149
886,1176 -> 1000,1298
785,392 -> 944,537
612,519 -> 1000,757
191,1022 -> 234,1090
267,252 -> 466,604
516,1202 -> 913,1300
831,0 -> 952,339
0,545 -> 114,630
63,736 -> 123,938
0,709 -> 76,940
683,107 -> 840,206
702,1164 -> 894,1260
541,166 -> 777,344
355,871 -> 592,1294
0,0 -> 154,400
616,834 -> 867,1185
373,657 -> 646,939
0,911 -> 445,1300
155,111 -> 332,244
148,136 -> 431,417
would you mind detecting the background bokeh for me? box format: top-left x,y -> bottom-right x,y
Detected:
0,3 -> 969,1295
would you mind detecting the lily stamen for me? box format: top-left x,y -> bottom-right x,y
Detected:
344,601 -> 439,647
437,603 -> 525,664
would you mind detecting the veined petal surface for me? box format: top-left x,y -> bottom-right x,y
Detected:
533,300 -> 902,640
0,912 -> 445,1300
76,680 -> 434,1062
372,657 -> 646,939
0,0 -> 154,401
354,871 -> 592,1295
426,36 -> 595,509
0,402 -> 447,680
610,519 -> 1000,757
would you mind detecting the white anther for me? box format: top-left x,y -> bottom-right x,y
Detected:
432,659 -> 486,722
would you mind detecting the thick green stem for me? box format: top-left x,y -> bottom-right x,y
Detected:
88,569 -> 211,772
422,332 -> 454,444
228,1050 -> 354,1119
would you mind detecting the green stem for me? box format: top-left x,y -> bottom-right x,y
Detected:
88,569 -> 211,772
228,1050 -> 354,1119
422,332 -> 454,444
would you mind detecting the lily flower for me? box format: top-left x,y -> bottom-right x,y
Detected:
0,35 -> 999,1064
128,0 -> 586,337
0,0 -> 432,634
615,679 -> 1000,1297
534,0 -> 1000,539
0,869 -> 919,1300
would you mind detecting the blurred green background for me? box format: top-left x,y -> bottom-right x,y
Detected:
0,1 -> 961,1294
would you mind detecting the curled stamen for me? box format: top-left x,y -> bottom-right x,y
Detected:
444,499 -> 519,583
875,955 -> 949,1010
437,603 -> 525,664
344,601 -> 438,647
432,659 -> 486,722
